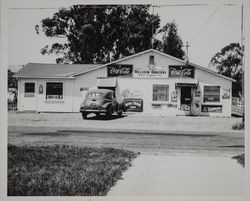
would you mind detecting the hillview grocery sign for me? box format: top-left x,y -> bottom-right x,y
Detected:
133,69 -> 168,78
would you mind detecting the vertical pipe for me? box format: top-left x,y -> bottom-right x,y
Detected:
151,5 -> 154,49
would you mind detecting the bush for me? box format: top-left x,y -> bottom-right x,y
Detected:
232,154 -> 245,167
232,122 -> 244,130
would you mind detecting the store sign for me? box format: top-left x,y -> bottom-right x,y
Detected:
222,88 -> 230,99
222,92 -> 230,99
180,104 -> 191,111
122,89 -> 143,99
169,65 -> 195,78
194,90 -> 201,97
171,91 -> 178,102
123,98 -> 143,112
201,105 -> 222,113
107,64 -> 133,77
39,84 -> 43,94
133,70 -> 168,78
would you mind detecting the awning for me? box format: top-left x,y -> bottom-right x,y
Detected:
175,79 -> 198,88
96,77 -> 117,87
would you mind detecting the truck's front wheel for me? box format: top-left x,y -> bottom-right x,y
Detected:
82,112 -> 87,119
117,110 -> 122,118
106,107 -> 113,117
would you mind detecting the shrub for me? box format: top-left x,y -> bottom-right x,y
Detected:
232,154 -> 244,167
232,122 -> 244,130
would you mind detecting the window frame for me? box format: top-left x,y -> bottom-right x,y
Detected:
203,85 -> 221,103
149,55 -> 155,65
24,82 -> 35,97
45,81 -> 64,100
152,84 -> 169,102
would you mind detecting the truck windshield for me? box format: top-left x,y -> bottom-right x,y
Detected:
88,92 -> 103,98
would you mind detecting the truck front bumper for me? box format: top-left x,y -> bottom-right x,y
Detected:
80,107 -> 107,113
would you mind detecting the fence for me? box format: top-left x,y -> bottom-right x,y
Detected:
232,97 -> 244,116
8,101 -> 17,110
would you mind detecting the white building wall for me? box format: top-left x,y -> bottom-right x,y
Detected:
194,68 -> 232,117
17,50 -> 232,116
117,77 -> 179,116
18,78 -> 74,112
117,51 -> 183,71
115,58 -> 232,117
73,67 -> 107,112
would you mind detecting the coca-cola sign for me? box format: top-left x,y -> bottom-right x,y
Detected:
169,65 -> 194,78
108,64 -> 133,77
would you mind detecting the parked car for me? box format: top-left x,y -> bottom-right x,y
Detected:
79,89 -> 123,119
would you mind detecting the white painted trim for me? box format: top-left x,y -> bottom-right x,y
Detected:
14,75 -> 75,79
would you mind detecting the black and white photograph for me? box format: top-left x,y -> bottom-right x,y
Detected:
0,0 -> 249,200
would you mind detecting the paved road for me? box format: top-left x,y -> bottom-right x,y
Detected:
8,112 -> 243,133
8,112 -> 244,156
8,112 -> 245,197
8,126 -> 244,157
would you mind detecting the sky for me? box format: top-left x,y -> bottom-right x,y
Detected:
7,1 -> 243,71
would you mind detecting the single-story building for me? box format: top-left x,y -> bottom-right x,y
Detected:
14,49 -> 234,116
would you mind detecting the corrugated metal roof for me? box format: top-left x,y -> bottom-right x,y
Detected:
14,63 -> 102,78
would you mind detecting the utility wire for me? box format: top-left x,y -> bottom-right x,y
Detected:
205,7 -> 228,67
8,3 -> 240,10
190,5 -> 220,44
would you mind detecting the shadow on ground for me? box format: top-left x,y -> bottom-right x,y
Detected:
84,114 -> 128,121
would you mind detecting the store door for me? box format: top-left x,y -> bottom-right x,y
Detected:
181,87 -> 192,105
22,82 -> 37,111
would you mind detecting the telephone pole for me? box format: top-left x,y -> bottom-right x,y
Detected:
151,5 -> 160,49
185,41 -> 190,63
151,5 -> 155,49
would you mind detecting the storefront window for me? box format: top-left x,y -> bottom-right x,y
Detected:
24,83 -> 35,97
46,82 -> 63,99
204,86 -> 220,102
153,85 -> 169,101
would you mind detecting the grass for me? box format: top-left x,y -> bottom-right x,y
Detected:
232,121 -> 244,130
232,154 -> 245,167
8,144 -> 137,196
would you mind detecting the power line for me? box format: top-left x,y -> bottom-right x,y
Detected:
8,3 -> 241,10
190,5 -> 221,44
8,5 -> 151,10
9,7 -> 61,10
152,3 -> 240,7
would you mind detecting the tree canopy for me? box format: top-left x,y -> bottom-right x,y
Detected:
154,22 -> 185,59
210,43 -> 243,97
36,5 -> 160,64
8,69 -> 17,89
